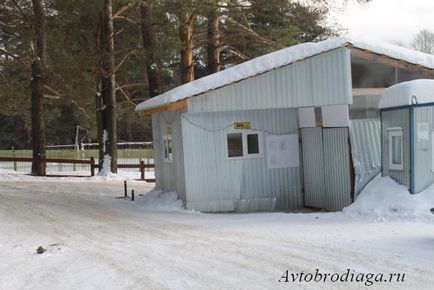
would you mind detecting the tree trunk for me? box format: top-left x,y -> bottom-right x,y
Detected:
99,0 -> 117,173
30,0 -> 47,176
140,1 -> 162,98
95,74 -> 104,169
179,12 -> 194,83
207,14 -> 221,74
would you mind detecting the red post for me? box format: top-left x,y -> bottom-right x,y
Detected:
140,160 -> 145,180
90,157 -> 95,176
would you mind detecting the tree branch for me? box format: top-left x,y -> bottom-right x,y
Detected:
114,48 -> 138,74
0,48 -> 30,69
115,82 -> 135,105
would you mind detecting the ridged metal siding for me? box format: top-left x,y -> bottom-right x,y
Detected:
301,128 -> 326,208
181,108 -> 302,212
187,48 -> 352,113
413,106 -> 434,193
301,128 -> 352,211
381,109 -> 411,187
152,110 -> 187,201
323,128 -> 353,211
349,119 -> 381,197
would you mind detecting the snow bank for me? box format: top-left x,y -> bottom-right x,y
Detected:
98,155 -> 112,177
136,189 -> 184,211
343,175 -> 434,222
136,37 -> 434,112
0,168 -> 27,180
379,79 -> 434,108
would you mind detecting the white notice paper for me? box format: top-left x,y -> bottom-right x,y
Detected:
266,134 -> 299,169
417,123 -> 429,140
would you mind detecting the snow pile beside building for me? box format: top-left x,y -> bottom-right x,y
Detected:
343,175 -> 434,222
137,189 -> 184,211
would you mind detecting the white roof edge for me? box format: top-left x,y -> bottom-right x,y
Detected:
136,37 -> 434,112
379,79 -> 434,109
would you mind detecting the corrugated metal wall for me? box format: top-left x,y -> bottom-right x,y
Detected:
413,106 -> 434,193
381,109 -> 411,187
152,110 -> 187,201
181,108 -> 303,212
187,48 -> 352,113
323,128 -> 353,211
349,119 -> 381,197
301,128 -> 326,208
301,128 -> 352,211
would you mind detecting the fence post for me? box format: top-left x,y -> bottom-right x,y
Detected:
73,150 -> 77,172
140,160 -> 145,180
90,157 -> 95,177
12,146 -> 17,171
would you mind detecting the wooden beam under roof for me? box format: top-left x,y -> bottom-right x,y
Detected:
138,99 -> 187,115
349,46 -> 434,77
352,88 -> 386,96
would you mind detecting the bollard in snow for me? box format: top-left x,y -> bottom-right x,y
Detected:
131,189 -> 135,201
124,180 -> 128,198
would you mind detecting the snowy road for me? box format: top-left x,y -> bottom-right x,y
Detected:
0,180 -> 433,290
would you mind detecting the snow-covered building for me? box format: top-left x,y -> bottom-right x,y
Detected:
136,37 -> 434,212
380,80 -> 434,194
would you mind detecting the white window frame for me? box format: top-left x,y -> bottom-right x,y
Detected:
162,134 -> 173,162
388,129 -> 403,171
226,130 -> 263,159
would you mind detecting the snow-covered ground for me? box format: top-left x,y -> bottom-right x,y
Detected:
0,172 -> 433,289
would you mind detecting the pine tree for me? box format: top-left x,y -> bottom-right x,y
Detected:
30,0 -> 47,175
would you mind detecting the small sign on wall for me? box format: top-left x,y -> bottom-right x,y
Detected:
417,123 -> 429,140
233,121 -> 251,130
266,134 -> 299,169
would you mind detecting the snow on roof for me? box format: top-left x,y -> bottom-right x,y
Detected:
379,79 -> 434,109
136,37 -> 434,112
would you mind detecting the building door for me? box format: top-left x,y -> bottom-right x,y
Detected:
301,127 -> 353,211
301,128 -> 326,209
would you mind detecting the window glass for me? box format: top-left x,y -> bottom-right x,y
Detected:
163,135 -> 173,161
163,139 -> 168,159
227,133 -> 243,157
349,95 -> 381,119
167,138 -> 173,160
392,135 -> 402,165
247,133 -> 259,154
388,129 -> 403,170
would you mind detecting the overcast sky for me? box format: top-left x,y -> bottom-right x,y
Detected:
332,0 -> 434,47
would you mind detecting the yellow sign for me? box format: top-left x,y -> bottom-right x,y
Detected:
233,121 -> 251,130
